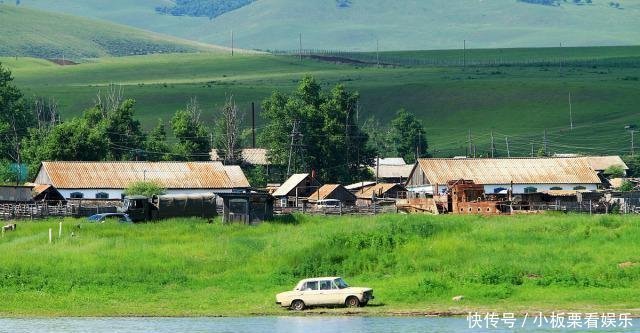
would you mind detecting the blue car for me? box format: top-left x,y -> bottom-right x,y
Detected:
87,213 -> 133,223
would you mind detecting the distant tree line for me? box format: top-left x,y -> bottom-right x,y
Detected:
0,63 -> 429,186
155,0 -> 256,19
517,0 -> 594,6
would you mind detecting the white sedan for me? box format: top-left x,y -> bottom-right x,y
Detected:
276,277 -> 374,310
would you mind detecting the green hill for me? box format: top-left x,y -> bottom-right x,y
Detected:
1,214 -> 639,316
18,0 -> 640,51
3,46 -> 640,157
0,4 -> 229,60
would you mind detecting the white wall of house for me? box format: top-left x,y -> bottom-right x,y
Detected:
408,183 -> 598,195
58,188 -> 235,199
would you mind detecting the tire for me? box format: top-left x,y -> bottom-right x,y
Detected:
345,296 -> 360,308
290,299 -> 305,311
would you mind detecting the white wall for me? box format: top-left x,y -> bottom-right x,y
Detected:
408,183 -> 598,195
58,188 -> 236,199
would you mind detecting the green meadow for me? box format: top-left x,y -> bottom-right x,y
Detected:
0,214 -> 639,317
3,45 -> 640,156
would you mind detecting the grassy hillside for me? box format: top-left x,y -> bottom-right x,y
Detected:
3,46 -> 640,157
19,0 -> 640,51
0,5 -> 229,60
0,214 -> 639,316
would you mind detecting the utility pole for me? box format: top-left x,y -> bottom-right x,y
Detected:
231,30 -> 234,56
467,129 -> 472,157
531,141 -> 534,157
287,120 -> 304,176
505,136 -> 511,158
376,39 -> 380,68
463,40 -> 466,71
632,130 -> 636,157
299,33 -> 303,62
251,102 -> 256,148
569,92 -> 574,130
376,155 -> 380,184
490,131 -> 495,158
543,129 -> 548,156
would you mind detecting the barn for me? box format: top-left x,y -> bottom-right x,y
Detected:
33,161 -> 250,200
307,184 -> 357,207
407,158 -> 602,195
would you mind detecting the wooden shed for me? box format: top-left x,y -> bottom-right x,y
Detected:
307,184 -> 357,207
218,191 -> 274,224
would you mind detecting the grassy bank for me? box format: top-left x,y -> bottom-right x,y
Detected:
0,214 -> 639,317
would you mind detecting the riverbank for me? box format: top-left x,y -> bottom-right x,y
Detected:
1,214 -> 639,317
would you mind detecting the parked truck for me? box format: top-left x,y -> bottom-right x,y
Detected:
122,193 -> 217,222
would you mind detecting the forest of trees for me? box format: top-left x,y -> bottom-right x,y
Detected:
155,0 -> 256,19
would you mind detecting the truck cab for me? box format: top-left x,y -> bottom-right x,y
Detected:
122,195 -> 151,222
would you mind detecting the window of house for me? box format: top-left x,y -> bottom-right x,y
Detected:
96,192 -> 109,199
524,187 -> 538,194
550,187 -> 563,191
493,187 -> 508,194
70,192 -> 84,199
573,186 -> 587,190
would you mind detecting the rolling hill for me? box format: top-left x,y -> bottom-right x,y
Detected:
3,46 -> 640,157
0,4 -> 229,60
17,0 -> 640,51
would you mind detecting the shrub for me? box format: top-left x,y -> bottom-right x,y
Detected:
123,181 -> 166,197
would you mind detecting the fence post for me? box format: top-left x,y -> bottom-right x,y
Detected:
59,222 -> 62,238
589,200 -> 592,215
49,228 -> 52,244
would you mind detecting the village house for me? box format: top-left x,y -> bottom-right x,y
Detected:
272,173 -> 321,207
33,161 -> 250,200
354,183 -> 407,206
369,158 -> 414,184
406,158 -> 602,195
0,184 -> 65,202
307,184 -> 357,207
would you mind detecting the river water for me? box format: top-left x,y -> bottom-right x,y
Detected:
0,317 -> 637,333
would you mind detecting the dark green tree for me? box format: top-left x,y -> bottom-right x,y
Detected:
260,75 -> 374,183
101,99 -> 146,160
144,119 -> 172,161
171,100 -> 211,161
0,63 -> 34,182
389,108 -> 428,164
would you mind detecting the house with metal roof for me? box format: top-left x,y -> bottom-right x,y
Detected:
272,173 -> 320,207
33,161 -> 250,200
210,148 -> 270,166
407,158 -> 602,195
307,184 -> 357,207
354,183 -> 407,206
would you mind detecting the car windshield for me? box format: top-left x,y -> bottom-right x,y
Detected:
334,278 -> 349,289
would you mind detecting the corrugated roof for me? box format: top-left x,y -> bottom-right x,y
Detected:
272,173 -> 310,197
414,158 -> 602,185
223,165 -> 251,188
242,148 -> 269,165
376,158 -> 407,166
355,183 -> 406,199
369,164 -> 414,179
584,156 -> 628,171
308,184 -> 341,202
37,161 -> 247,189
345,181 -> 376,191
210,148 -> 270,165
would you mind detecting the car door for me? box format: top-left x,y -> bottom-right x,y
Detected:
317,280 -> 339,305
300,280 -> 322,306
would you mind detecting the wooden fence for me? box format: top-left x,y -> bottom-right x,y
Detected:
0,202 -> 72,220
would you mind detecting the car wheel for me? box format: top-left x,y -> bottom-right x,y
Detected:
291,299 -> 305,311
345,296 -> 360,308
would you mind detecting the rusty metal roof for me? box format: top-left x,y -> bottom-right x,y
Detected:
415,158 -> 602,185
36,161 -> 248,189
307,184 -> 355,202
355,183 -> 406,199
223,165 -> 251,188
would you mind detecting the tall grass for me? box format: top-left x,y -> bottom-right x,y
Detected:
0,214 -> 639,316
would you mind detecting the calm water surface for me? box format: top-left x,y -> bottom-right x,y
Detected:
0,317 -> 637,333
